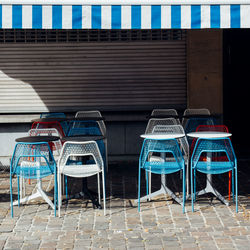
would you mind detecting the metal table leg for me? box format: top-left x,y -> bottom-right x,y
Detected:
196,153 -> 229,206
135,152 -> 182,205
13,179 -> 55,209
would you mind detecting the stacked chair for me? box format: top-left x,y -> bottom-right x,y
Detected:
40,112 -> 68,135
138,123 -> 186,213
190,135 -> 238,212
75,111 -> 107,172
10,141 -> 57,217
138,109 -> 187,213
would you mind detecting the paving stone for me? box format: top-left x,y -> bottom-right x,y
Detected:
0,162 -> 250,250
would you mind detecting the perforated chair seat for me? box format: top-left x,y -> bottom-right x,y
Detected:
144,161 -> 183,175
15,161 -> 55,179
195,161 -> 234,174
149,155 -> 188,163
61,164 -> 101,178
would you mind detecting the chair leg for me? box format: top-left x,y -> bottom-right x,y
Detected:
182,166 -> 185,213
228,171 -> 231,200
10,175 -> 13,218
58,171 -> 61,217
232,169 -> 235,202
101,170 -> 106,216
194,169 -> 196,202
191,168 -> 194,212
54,169 -> 57,217
235,167 -> 238,213
65,176 -> 68,201
138,165 -> 142,212
97,173 -> 101,204
17,177 -> 20,207
146,171 -> 149,197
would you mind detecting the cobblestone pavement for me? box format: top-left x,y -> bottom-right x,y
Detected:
0,160 -> 249,250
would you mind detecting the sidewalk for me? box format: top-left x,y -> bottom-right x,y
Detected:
0,160 -> 249,250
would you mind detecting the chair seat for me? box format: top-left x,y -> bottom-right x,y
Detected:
150,155 -> 188,163
144,161 -> 183,174
61,164 -> 101,178
195,161 -> 234,174
15,161 -> 54,179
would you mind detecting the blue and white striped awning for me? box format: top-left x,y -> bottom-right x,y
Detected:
0,0 -> 250,29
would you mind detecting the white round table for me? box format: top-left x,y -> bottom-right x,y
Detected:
187,131 -> 232,139
140,133 -> 185,140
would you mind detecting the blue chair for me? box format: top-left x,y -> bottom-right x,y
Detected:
40,112 -> 68,134
183,117 -> 215,145
138,138 -> 186,213
190,138 -> 238,212
10,142 -> 57,217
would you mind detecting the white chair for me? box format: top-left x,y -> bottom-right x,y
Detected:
145,118 -> 179,134
75,110 -> 108,172
57,141 -> 106,217
151,109 -> 180,124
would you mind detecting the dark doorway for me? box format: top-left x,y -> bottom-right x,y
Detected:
223,29 -> 250,158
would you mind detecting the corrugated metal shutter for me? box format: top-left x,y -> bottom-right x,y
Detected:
0,36 -> 186,113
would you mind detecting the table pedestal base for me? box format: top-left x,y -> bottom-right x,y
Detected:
135,174 -> 182,205
63,179 -> 102,209
196,174 -> 229,206
13,180 -> 55,209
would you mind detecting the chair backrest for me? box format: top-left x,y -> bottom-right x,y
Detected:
152,124 -> 189,157
140,138 -> 184,172
145,118 -> 179,134
28,128 -> 62,156
75,110 -> 106,135
31,121 -> 65,138
151,109 -> 180,124
40,112 -> 66,118
67,120 -> 102,136
10,142 -> 56,179
190,124 -> 230,159
182,108 -> 211,128
183,108 -> 210,116
191,138 -> 236,171
151,109 -> 178,116
58,141 -> 104,175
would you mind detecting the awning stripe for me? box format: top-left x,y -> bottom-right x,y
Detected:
0,4 -> 249,29
191,5 -> 201,28
33,5 -> 42,28
0,5 -> 2,28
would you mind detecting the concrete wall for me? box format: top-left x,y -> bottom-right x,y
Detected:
187,30 -> 223,114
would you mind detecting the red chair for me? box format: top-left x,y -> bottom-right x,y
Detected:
31,121 -> 65,152
190,124 -> 232,200
31,121 -> 65,138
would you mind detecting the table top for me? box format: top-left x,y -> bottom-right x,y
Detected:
15,136 -> 60,143
62,135 -> 105,142
32,117 -> 105,123
187,131 -> 232,138
140,133 -> 185,139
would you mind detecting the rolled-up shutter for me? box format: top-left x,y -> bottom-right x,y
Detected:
0,29 -> 186,113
